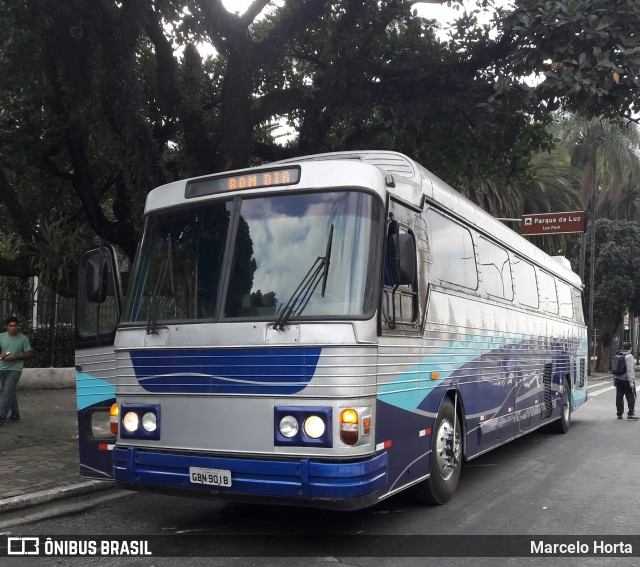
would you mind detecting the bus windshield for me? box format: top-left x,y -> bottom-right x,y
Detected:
122,190 -> 381,324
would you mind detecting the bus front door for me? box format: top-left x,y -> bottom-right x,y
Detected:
75,245 -> 123,480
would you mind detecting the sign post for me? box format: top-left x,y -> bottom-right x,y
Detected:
520,211 -> 587,236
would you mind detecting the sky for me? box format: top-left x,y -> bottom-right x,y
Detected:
219,0 -> 506,27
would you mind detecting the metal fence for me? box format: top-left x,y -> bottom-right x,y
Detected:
1,294 -> 75,368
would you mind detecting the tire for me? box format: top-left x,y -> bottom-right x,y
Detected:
415,396 -> 462,505
551,379 -> 571,434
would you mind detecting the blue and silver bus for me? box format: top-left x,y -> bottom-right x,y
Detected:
75,151 -> 588,509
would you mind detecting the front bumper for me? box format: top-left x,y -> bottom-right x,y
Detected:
113,447 -> 388,509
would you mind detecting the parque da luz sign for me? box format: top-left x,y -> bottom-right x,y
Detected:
520,211 -> 587,236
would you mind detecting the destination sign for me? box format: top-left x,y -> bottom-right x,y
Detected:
185,166 -> 301,198
520,211 -> 586,236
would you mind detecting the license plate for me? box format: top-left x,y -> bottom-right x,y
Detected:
189,467 -> 232,487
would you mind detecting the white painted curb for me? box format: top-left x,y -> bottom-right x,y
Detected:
16,368 -> 75,390
0,480 -> 110,514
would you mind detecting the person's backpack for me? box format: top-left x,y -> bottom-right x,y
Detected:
611,352 -> 628,376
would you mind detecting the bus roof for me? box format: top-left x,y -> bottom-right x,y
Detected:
276,151 -> 582,288
145,150 -> 582,288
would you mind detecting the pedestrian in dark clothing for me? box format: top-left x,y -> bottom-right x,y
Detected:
614,342 -> 639,420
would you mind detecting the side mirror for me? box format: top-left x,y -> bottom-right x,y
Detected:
86,257 -> 108,303
388,233 -> 416,286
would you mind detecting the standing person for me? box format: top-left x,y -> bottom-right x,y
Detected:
0,316 -> 32,425
613,341 -> 639,420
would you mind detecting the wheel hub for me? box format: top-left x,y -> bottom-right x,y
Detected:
435,419 -> 461,481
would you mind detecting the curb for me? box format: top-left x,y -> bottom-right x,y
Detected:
0,480 -> 111,514
17,368 -> 75,390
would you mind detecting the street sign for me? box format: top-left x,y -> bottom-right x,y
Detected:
520,211 -> 586,236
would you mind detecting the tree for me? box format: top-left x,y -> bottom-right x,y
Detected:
552,115 -> 640,211
508,145 -> 582,254
566,219 -> 640,371
495,0 -> 640,123
1,0 -> 640,294
553,115 -> 640,368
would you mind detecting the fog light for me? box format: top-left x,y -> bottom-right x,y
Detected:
279,415 -> 299,438
123,411 -> 139,433
303,415 -> 326,439
141,412 -> 157,432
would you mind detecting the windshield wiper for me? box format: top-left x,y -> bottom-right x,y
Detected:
272,223 -> 334,331
321,224 -> 334,297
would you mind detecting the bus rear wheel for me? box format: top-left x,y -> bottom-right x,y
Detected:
415,396 -> 462,505
550,379 -> 571,434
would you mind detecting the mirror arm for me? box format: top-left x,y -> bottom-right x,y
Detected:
390,283 -> 400,330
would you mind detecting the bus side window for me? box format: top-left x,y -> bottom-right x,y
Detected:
571,288 -> 586,324
557,280 -> 573,319
512,256 -> 538,308
426,209 -> 477,290
478,237 -> 513,300
538,269 -> 558,314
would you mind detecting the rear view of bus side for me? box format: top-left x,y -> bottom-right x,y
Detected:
75,151 -> 588,510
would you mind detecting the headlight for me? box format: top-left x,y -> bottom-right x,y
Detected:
119,404 -> 161,440
279,415 -> 299,438
275,406 -> 332,447
303,415 -> 326,439
123,411 -> 139,433
141,412 -> 157,432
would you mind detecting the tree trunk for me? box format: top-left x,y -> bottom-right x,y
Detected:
218,51 -> 254,171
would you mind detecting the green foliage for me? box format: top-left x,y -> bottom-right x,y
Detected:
566,218 -> 640,368
1,0 -> 640,296
24,322 -> 75,368
496,0 -> 640,121
4,318 -> 75,368
552,114 -> 640,208
591,220 -> 640,320
515,145 -> 583,255
27,220 -> 88,297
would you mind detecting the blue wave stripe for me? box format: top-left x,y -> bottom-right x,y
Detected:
378,333 -> 585,412
131,347 -> 322,394
378,334 -> 515,412
76,372 -> 116,410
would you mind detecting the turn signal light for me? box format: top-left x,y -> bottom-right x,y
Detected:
110,404 -> 119,435
341,409 -> 358,424
340,408 -> 359,445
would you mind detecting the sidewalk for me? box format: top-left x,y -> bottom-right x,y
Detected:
0,372 -> 615,515
0,388 -> 111,514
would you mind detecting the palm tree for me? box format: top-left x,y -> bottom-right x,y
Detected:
552,114 -> 640,370
613,173 -> 640,221
512,145 -> 583,254
519,146 -> 583,213
551,114 -> 640,216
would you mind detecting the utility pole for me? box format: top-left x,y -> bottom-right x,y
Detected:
587,183 -> 598,376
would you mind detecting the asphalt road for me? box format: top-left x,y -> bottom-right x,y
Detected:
2,379 -> 638,567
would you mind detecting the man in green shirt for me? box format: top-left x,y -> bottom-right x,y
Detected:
0,316 -> 32,424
